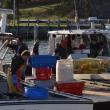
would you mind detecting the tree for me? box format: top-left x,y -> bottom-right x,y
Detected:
2,0 -> 11,8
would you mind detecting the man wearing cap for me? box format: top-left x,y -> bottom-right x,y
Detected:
7,37 -> 28,55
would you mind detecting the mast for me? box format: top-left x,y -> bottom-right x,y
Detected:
16,0 -> 20,36
74,0 -> 79,29
13,0 -> 16,27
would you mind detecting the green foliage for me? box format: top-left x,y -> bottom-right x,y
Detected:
2,0 -> 12,8
2,0 -> 110,19
2,0 -> 31,8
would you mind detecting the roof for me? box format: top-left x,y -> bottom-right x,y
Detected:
0,33 -> 14,40
0,32 -> 13,36
0,9 -> 13,14
48,29 -> 110,35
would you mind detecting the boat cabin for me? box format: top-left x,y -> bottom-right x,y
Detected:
48,29 -> 110,58
0,9 -> 13,34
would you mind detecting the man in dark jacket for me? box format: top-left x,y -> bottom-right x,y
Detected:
32,40 -> 39,55
55,43 -> 67,59
7,37 -> 30,93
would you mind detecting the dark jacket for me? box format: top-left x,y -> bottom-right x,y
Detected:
7,43 -> 28,55
33,42 -> 39,55
11,54 -> 24,75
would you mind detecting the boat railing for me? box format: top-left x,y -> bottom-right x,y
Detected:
0,40 -> 8,52
0,40 -> 9,71
0,47 -> 9,61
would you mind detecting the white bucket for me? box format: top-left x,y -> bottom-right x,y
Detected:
56,59 -> 74,82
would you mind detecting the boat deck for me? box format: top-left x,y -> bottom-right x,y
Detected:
0,91 -> 93,104
83,90 -> 110,102
1,71 -> 110,105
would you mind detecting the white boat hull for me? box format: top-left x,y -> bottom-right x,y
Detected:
0,101 -> 93,110
74,73 -> 110,80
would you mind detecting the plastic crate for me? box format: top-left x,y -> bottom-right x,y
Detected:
73,58 -> 106,74
24,86 -> 48,100
56,81 -> 84,95
36,67 -> 52,80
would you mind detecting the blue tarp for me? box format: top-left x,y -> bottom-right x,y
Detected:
29,55 -> 57,68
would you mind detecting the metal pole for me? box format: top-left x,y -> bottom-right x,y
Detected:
34,23 -> 39,44
16,0 -> 19,36
27,17 -> 29,41
74,0 -> 79,29
13,0 -> 16,27
74,0 -> 77,14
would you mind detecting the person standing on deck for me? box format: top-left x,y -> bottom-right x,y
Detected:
90,37 -> 98,57
7,50 -> 30,95
7,37 -> 30,95
7,37 -> 31,76
67,34 -> 73,55
54,43 -> 67,59
32,40 -> 39,55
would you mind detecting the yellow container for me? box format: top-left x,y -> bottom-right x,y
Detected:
73,58 -> 106,74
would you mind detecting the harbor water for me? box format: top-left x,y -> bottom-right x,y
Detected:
27,40 -> 49,55
0,40 -> 49,63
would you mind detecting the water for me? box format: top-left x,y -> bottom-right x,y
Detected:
0,40 -> 49,63
27,40 -> 49,55
38,41 -> 49,54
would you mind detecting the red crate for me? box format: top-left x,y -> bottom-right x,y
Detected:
56,82 -> 84,95
35,67 -> 52,80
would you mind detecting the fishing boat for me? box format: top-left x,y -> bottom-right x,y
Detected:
0,8 -> 110,110
48,0 -> 110,58
0,70 -> 110,110
0,40 -> 109,110
0,71 -> 93,110
48,27 -> 110,80
0,30 -> 93,110
48,28 -> 110,56
0,8 -> 14,73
